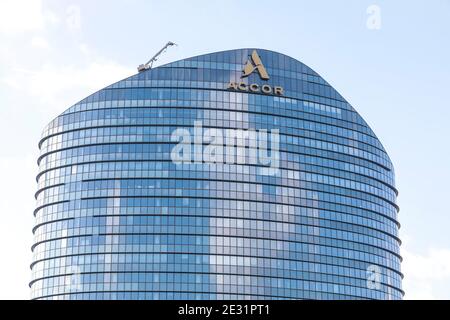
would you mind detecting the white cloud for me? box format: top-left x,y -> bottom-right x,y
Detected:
31,36 -> 49,49
2,60 -> 133,117
402,247 -> 450,299
0,155 -> 36,299
0,0 -> 60,36
43,10 -> 60,26
66,4 -> 81,32
0,0 -> 44,35
79,43 -> 90,56
0,0 -> 133,119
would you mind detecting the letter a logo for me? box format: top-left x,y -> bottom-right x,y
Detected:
242,50 -> 270,80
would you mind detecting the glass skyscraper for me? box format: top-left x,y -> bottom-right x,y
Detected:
31,48 -> 403,300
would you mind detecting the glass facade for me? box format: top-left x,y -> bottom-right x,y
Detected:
30,49 -> 403,300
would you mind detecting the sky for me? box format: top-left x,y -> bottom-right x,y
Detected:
0,0 -> 449,300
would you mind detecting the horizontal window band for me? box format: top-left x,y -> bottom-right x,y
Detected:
30,250 -> 403,286
39,105 -> 385,154
36,156 -> 397,195
30,230 -> 402,266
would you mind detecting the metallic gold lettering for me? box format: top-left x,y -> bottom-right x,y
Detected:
228,82 -> 238,90
227,82 -> 284,96
261,84 -> 272,94
274,86 -> 284,95
249,84 -> 259,92
238,82 -> 248,91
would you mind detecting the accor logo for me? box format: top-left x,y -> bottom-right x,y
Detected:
227,50 -> 284,96
227,82 -> 284,95
242,50 -> 270,80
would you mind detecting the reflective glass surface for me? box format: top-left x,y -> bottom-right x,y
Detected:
31,49 -> 403,300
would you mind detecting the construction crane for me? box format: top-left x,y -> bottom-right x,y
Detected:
137,41 -> 177,72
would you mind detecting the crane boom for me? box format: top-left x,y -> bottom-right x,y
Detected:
137,41 -> 177,72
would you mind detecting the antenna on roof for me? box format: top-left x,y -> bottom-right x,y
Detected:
137,41 -> 177,72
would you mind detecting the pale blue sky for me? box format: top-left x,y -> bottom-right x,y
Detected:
0,0 -> 449,299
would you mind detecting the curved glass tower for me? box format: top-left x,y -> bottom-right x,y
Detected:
31,49 -> 403,300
